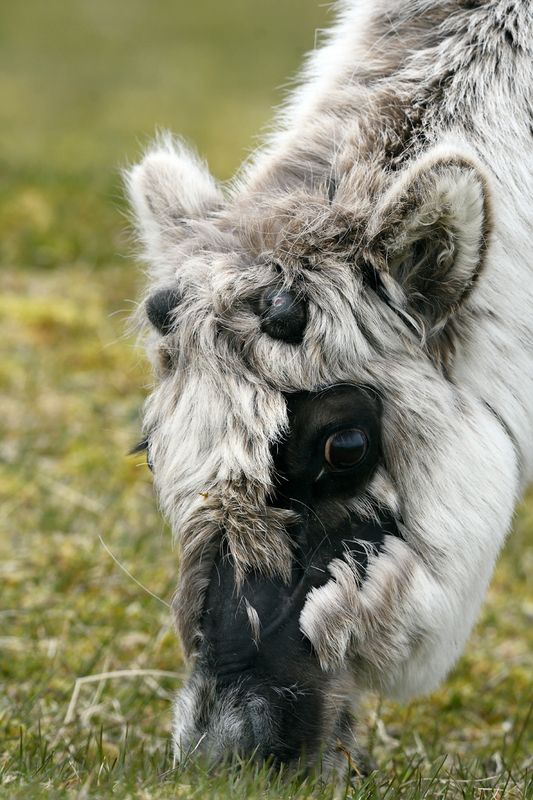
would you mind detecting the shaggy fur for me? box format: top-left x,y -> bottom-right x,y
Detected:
125,0 -> 532,768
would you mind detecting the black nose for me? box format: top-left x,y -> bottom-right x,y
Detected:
230,681 -> 324,764
173,672 -> 326,767
257,287 -> 307,344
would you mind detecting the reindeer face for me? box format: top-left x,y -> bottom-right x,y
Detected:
172,385 -> 398,769
125,138 -> 514,771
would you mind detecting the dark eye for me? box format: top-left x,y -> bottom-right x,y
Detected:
324,429 -> 368,470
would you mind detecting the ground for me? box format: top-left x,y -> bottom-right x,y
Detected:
0,1 -> 531,798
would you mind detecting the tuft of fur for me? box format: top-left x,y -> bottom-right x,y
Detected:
125,134 -> 223,283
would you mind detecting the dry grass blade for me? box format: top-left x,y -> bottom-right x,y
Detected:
64,670 -> 183,724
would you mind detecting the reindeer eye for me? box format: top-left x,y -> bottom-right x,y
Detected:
324,429 -> 368,470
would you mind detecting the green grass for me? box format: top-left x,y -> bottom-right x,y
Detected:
0,1 -> 532,797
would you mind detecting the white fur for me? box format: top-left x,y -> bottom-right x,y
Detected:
125,135 -> 223,274
126,0 -> 533,760
301,396 -> 518,695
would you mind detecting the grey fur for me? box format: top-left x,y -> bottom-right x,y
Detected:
125,0 -> 532,769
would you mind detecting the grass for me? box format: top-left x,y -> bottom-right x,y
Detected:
0,0 -> 532,797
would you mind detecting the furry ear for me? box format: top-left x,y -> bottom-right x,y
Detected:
125,135 -> 223,263
368,148 -> 491,338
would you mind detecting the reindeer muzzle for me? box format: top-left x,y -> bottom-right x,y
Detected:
174,511 -> 399,765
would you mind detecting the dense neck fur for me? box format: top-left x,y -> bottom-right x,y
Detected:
239,0 -> 531,193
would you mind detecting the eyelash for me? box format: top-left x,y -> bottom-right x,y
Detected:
130,438 -> 153,472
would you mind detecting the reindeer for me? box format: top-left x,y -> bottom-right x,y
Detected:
125,0 -> 533,773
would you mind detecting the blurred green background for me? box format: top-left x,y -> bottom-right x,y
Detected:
0,1 -> 531,797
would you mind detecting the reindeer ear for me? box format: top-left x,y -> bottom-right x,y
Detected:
125,135 -> 223,262
369,148 -> 490,336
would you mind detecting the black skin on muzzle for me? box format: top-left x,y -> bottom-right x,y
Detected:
196,386 -> 401,763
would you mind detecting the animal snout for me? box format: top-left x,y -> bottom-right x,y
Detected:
172,538 -> 330,766
173,671 -> 328,767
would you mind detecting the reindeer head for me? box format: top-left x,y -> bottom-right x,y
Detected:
125,136 -> 513,771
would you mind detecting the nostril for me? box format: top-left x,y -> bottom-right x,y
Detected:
247,694 -> 276,754
207,689 -> 276,762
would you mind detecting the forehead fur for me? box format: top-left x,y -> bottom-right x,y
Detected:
145,191 -> 411,389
